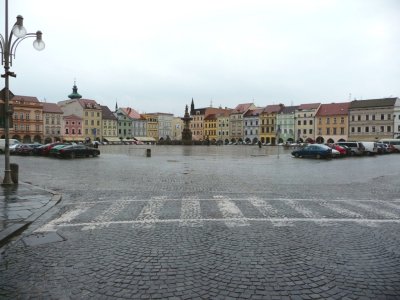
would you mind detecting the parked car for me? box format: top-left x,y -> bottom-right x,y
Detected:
336,141 -> 365,156
328,144 -> 347,156
35,142 -> 62,156
15,144 -> 35,155
291,144 -> 333,159
0,138 -> 20,153
56,144 -> 100,158
359,141 -> 378,156
49,144 -> 72,156
9,144 -> 21,155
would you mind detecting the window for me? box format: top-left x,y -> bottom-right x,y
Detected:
326,128 -> 330,135
388,114 -> 391,120
381,114 -> 384,120
380,126 -> 384,132
298,120 -> 301,125
303,120 -> 306,125
303,129 -> 307,134
372,126 -> 375,132
357,115 -> 361,121
318,128 -> 322,135
309,129 -> 312,134
318,118 -> 322,124
351,115 -> 355,121
333,128 -> 337,135
366,115 -> 369,121
309,120 -> 313,125
341,117 -> 344,124
26,114 -> 30,120
340,128 -> 344,134
357,127 -> 361,133
387,126 -> 391,132
326,117 -> 330,124
372,115 -> 375,120
365,126 -> 369,133
65,128 -> 69,134
20,113 -> 24,120
72,129 -> 75,134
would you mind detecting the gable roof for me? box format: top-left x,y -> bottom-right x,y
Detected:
280,105 -> 298,114
43,102 -> 63,114
316,102 -> 350,116
11,95 -> 39,103
244,108 -> 263,117
63,114 -> 82,120
262,104 -> 284,114
101,105 -> 117,120
78,99 -> 100,109
298,103 -> 321,110
121,107 -> 142,119
349,98 -> 397,109
233,103 -> 253,113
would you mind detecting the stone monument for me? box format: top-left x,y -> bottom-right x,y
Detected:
181,105 -> 193,145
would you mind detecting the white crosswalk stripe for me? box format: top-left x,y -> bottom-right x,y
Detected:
37,196 -> 400,232
35,203 -> 94,232
213,195 -> 249,227
180,196 -> 203,227
82,200 -> 131,231
134,197 -> 166,228
347,200 -> 399,219
248,197 -> 294,227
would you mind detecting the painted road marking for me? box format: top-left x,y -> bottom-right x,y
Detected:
318,200 -> 364,218
134,197 -> 165,228
213,195 -> 249,227
35,203 -> 94,232
248,197 -> 293,227
82,200 -> 131,231
52,218 -> 400,229
180,196 -> 203,227
347,200 -> 399,219
38,197 -> 400,232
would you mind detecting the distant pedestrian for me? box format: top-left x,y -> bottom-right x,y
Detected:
258,141 -> 262,148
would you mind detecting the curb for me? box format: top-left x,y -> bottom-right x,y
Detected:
0,183 -> 62,248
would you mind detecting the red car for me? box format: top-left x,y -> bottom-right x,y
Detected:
328,144 -> 347,156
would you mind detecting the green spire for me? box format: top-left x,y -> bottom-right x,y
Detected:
68,81 -> 82,99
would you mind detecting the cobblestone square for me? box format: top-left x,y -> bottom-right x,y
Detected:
1,146 -> 400,299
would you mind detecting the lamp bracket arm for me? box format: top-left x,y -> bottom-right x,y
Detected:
9,33 -> 37,66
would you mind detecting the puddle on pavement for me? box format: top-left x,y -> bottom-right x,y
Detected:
22,232 -> 65,247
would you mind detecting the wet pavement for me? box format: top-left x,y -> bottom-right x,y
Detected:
0,181 -> 61,247
0,145 -> 399,299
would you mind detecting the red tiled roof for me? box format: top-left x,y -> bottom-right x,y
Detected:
122,107 -> 141,119
42,102 -> 63,113
316,102 -> 350,116
244,108 -> 263,117
78,99 -> 100,109
11,95 -> 39,103
234,103 -> 253,113
63,114 -> 82,120
262,104 -> 284,114
298,103 -> 320,110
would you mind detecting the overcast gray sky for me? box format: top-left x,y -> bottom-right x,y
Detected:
4,0 -> 400,116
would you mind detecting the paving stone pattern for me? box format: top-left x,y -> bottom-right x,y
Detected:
1,193 -> 400,299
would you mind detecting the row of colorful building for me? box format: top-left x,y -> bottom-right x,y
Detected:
0,83 -> 399,144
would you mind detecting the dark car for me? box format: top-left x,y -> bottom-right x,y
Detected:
16,144 -> 35,155
291,144 -> 333,159
56,144 -> 100,158
34,142 -> 61,156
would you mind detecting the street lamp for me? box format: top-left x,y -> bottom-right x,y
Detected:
0,0 -> 45,185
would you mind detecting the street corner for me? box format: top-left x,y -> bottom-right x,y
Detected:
0,181 -> 62,248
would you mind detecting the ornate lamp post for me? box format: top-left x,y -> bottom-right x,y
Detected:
0,0 -> 45,184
